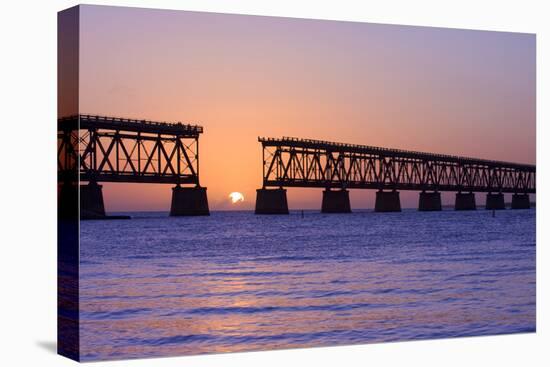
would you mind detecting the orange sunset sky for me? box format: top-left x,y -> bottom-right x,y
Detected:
75,5 -> 535,212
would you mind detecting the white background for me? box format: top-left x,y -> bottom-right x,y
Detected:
0,0 -> 547,365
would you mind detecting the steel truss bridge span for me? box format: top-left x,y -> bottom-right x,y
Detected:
259,137 -> 535,194
58,114 -> 203,185
58,114 -> 210,218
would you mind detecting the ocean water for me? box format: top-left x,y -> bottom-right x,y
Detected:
79,209 -> 536,361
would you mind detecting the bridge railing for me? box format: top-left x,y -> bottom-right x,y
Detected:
59,114 -> 203,136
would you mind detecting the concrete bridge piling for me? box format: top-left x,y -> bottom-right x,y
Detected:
485,193 -> 505,210
170,186 -> 210,216
511,194 -> 530,209
255,188 -> 289,214
375,190 -> 401,212
455,192 -> 476,210
418,191 -> 442,211
321,189 -> 351,213
80,182 -> 106,219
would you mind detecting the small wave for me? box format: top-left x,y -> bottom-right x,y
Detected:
444,266 -> 535,281
125,334 -> 214,346
192,270 -> 323,278
309,290 -> 361,298
371,288 -> 395,294
417,268 -> 447,274
161,301 -> 387,317
122,328 -> 378,348
82,307 -> 152,320
330,279 -> 349,284
126,255 -> 156,260
247,255 -> 318,262
79,259 -> 101,265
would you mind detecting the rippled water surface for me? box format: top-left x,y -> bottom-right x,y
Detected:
79,209 -> 535,361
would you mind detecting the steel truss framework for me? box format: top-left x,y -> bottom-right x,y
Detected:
58,114 -> 203,185
260,137 -> 536,193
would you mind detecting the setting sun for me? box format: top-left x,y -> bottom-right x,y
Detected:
228,192 -> 245,204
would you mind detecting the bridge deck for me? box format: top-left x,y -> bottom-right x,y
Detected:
59,114 -> 203,136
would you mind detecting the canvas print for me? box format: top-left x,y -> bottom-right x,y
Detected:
57,5 -> 536,362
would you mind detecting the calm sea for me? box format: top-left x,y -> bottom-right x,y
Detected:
79,209 -> 536,361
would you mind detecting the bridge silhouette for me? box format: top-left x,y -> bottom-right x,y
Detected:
58,114 -> 209,218
58,114 -> 535,218
255,137 -> 535,214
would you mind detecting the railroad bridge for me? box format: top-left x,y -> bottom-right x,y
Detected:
255,137 -> 536,214
58,114 -> 209,218
58,116 -> 535,218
